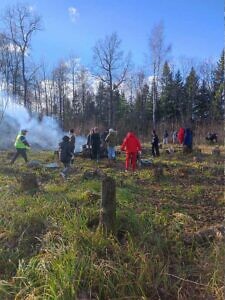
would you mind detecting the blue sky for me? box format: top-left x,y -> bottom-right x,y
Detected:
0,0 -> 223,69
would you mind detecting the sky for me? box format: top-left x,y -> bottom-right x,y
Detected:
0,0 -> 223,70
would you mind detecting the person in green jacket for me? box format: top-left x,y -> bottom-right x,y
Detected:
10,129 -> 30,164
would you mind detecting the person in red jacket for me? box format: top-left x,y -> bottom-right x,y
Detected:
178,127 -> 185,144
121,132 -> 142,171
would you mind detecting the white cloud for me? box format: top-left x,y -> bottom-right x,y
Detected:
68,7 -> 79,23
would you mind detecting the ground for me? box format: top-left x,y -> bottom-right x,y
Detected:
0,144 -> 224,300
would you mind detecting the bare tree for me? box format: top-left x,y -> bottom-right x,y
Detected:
197,58 -> 215,92
0,32 -> 21,95
178,56 -> 197,81
52,61 -> 69,128
3,3 -> 41,107
68,56 -> 79,115
93,32 -> 130,127
149,22 -> 171,128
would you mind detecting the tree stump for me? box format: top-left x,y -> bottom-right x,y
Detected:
19,172 -> 39,192
195,148 -> 202,153
193,155 -> 203,163
183,145 -> 192,154
212,147 -> 220,156
100,176 -> 116,234
154,167 -> 164,180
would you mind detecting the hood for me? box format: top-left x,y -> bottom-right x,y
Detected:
126,132 -> 135,138
63,135 -> 70,142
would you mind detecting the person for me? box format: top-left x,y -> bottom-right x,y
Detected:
206,132 -> 218,143
121,132 -> 141,171
163,130 -> 169,144
172,130 -> 178,144
101,129 -> 109,157
178,127 -> 185,144
105,128 -> 117,165
91,127 -> 101,162
69,128 -> 76,164
10,129 -> 30,164
183,128 -> 193,153
87,128 -> 94,159
59,135 -> 72,179
101,129 -> 109,146
151,130 -> 160,157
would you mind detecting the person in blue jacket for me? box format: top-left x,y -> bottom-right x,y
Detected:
183,128 -> 193,152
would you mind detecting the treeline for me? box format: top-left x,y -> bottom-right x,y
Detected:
0,3 -> 224,139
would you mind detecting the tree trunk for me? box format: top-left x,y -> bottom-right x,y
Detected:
100,176 -> 116,234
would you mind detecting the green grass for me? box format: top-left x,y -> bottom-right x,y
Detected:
0,145 -> 224,299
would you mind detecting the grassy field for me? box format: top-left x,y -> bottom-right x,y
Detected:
0,144 -> 224,299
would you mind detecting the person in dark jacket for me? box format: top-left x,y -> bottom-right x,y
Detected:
69,128 -> 76,164
59,135 -> 72,179
10,129 -> 30,164
183,128 -> 193,152
101,129 -> 109,157
206,132 -> 218,143
151,130 -> 160,157
91,127 -> 101,162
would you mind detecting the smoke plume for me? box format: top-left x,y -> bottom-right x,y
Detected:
0,93 -> 86,151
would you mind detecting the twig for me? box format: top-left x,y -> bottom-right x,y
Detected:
165,273 -> 208,287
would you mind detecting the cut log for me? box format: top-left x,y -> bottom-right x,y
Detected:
100,176 -> 116,234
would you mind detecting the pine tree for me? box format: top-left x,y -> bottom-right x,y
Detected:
184,67 -> 199,122
172,70 -> 185,123
211,51 -> 224,120
95,82 -> 109,126
159,61 -> 175,122
134,83 -> 151,134
194,80 -> 211,120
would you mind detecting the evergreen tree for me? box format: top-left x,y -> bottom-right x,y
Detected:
95,82 -> 109,126
159,61 -> 175,122
194,80 -> 211,120
211,51 -> 224,120
184,67 -> 199,122
173,70 -> 185,123
134,83 -> 151,134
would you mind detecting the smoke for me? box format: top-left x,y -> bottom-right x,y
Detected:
0,93 -> 86,151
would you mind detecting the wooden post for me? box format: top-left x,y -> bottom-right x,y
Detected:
100,176 -> 116,234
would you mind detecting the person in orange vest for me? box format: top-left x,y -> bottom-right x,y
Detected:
10,129 -> 30,164
121,132 -> 142,171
